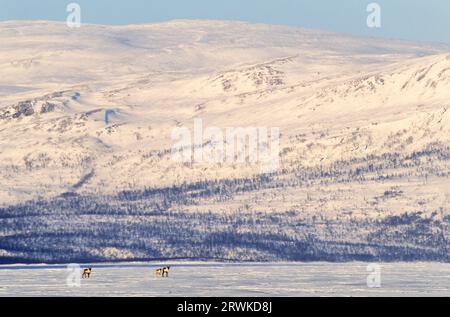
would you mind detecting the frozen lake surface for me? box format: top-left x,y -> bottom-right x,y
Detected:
0,262 -> 449,297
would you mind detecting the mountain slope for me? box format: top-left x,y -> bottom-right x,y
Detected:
0,20 -> 449,263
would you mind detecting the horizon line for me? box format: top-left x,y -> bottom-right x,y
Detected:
2,18 -> 450,48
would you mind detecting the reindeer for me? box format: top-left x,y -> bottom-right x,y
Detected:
82,268 -> 92,279
156,266 -> 170,277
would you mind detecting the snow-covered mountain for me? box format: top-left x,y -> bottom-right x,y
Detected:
0,20 -> 449,263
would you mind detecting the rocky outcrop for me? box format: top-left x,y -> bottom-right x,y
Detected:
0,100 -> 57,120
40,102 -> 56,114
12,101 -> 35,118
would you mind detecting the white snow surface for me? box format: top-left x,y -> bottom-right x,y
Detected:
0,262 -> 449,297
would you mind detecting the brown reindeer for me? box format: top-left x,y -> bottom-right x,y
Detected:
82,268 -> 92,279
156,266 -> 170,277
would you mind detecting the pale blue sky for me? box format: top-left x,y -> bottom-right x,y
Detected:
0,0 -> 449,44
